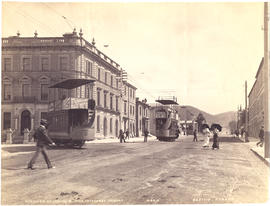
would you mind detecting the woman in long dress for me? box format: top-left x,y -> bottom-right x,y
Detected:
212,128 -> 219,149
202,128 -> 211,148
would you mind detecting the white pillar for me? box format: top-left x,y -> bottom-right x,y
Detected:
15,118 -> 18,130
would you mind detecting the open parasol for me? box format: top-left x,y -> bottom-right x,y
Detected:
210,123 -> 222,132
201,124 -> 210,130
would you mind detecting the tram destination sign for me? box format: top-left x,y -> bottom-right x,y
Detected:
70,98 -> 88,109
49,98 -> 89,111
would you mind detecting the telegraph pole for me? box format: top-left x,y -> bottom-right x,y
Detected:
263,2 -> 269,158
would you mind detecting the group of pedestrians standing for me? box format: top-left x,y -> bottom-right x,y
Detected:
118,129 -> 149,143
193,126 -> 220,150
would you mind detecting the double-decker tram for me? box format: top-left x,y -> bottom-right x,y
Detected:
155,96 -> 179,141
47,79 -> 96,148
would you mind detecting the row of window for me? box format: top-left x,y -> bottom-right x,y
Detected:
2,112 -> 48,130
97,89 -> 119,111
96,116 -> 119,135
3,83 -> 49,101
123,85 -> 135,99
2,56 -> 68,72
138,106 -> 148,117
97,67 -> 119,89
3,56 -> 120,91
123,102 -> 135,117
96,116 -> 136,136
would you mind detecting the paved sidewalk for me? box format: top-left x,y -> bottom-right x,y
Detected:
239,136 -> 270,166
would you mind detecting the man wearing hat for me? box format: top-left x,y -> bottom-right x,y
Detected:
27,119 -> 56,169
256,126 -> 264,147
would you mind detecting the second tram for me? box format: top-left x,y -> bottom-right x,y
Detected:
155,97 -> 179,141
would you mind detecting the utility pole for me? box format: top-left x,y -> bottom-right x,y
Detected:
245,81 -> 249,142
263,2 -> 269,158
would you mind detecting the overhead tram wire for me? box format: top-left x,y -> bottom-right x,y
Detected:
4,5 -> 59,36
127,74 -> 156,99
127,73 -> 179,102
126,74 -> 156,100
42,3 -> 77,31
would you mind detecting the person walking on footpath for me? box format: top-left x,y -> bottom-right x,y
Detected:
144,129 -> 149,142
193,129 -> 198,142
119,129 -> 126,143
256,126 -> 264,147
27,119 -> 55,170
125,129 -> 129,140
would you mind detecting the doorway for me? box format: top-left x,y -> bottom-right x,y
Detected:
21,110 -> 31,135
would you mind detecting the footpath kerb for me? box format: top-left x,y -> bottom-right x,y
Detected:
239,135 -> 270,166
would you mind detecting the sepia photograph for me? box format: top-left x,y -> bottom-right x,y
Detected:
1,0 -> 269,205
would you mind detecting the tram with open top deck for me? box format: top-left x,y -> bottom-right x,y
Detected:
155,96 -> 179,141
47,78 -> 96,148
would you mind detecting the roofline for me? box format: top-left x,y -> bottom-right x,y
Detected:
248,57 -> 264,97
136,100 -> 151,108
2,35 -> 122,74
123,81 -> 137,90
255,57 -> 264,79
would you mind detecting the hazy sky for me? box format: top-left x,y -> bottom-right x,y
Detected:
1,1 -> 264,114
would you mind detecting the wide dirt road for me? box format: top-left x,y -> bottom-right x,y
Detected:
2,136 -> 269,205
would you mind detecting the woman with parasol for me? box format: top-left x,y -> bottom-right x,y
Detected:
211,123 -> 222,150
202,124 -> 211,148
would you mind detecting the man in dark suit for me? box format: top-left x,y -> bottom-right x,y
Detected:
27,119 -> 55,169
256,126 -> 264,147
144,129 -> 149,142
119,129 -> 126,143
193,129 -> 198,142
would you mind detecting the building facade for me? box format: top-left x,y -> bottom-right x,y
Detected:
135,98 -> 150,137
248,58 -> 264,138
1,29 -> 125,142
120,81 -> 136,137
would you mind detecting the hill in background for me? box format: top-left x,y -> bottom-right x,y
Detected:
173,105 -> 237,129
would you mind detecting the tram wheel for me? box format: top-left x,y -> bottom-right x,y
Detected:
72,140 -> 85,149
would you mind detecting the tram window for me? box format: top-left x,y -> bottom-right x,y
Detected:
155,111 -> 166,118
156,119 -> 166,129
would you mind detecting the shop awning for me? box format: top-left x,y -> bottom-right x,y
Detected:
49,78 -> 95,89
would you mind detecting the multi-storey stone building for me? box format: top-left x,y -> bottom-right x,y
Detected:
135,98 -> 150,137
1,29 -> 125,142
120,81 -> 136,136
248,58 -> 264,138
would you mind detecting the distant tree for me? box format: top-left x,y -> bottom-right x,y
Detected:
196,113 -> 206,133
228,120 -> 237,134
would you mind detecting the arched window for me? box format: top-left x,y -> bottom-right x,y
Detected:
39,76 -> 49,101
19,75 -> 32,98
2,77 -> 12,100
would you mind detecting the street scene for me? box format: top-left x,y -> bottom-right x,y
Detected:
1,1 -> 270,205
2,135 -> 269,204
